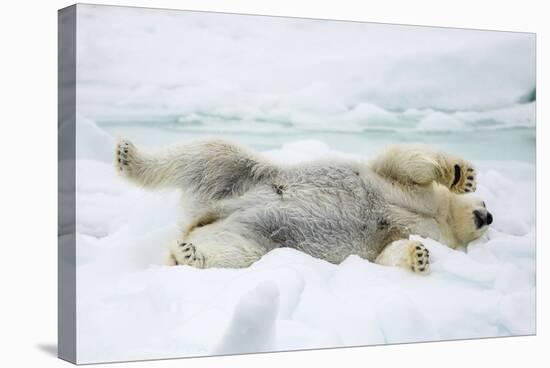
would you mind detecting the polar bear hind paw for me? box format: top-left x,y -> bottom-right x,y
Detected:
170,240 -> 205,268
408,241 -> 430,274
115,139 -> 137,175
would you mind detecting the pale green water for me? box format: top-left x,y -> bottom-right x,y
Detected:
98,119 -> 535,163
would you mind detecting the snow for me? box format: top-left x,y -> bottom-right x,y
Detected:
76,5 -> 535,122
74,117 -> 535,364
70,4 -> 536,364
75,3 -> 536,162
75,115 -> 115,163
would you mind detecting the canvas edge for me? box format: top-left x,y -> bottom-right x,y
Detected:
58,4 -> 77,365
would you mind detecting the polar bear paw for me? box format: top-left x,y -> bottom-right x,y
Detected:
439,155 -> 477,194
115,139 -> 138,176
408,241 -> 430,274
170,240 -> 205,268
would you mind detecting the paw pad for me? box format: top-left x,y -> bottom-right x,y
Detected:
172,240 -> 205,268
410,242 -> 430,274
450,162 -> 477,194
115,139 -> 135,174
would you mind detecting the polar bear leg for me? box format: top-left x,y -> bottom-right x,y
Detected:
375,239 -> 430,274
115,138 -> 278,199
165,224 -> 267,269
369,144 -> 476,193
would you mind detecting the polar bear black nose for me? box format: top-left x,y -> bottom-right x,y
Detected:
486,212 -> 493,225
473,210 -> 493,228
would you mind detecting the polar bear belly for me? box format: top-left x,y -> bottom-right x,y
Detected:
223,165 -> 399,263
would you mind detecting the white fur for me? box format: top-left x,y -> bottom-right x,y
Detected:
116,139 -> 490,274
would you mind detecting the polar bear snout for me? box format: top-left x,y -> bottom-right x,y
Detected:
473,209 -> 493,228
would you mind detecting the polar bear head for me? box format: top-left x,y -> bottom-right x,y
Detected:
448,193 -> 493,246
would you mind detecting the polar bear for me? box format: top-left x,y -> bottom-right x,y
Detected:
115,139 -> 492,274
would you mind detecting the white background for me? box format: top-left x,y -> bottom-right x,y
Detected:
0,0 -> 547,367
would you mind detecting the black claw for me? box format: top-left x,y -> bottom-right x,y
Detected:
118,158 -> 121,163
466,182 -> 472,187
467,176 -> 474,180
184,254 -> 190,259
467,168 -> 474,172
465,188 -> 471,192
418,260 -> 424,265
415,246 -> 422,250
179,242 -> 187,247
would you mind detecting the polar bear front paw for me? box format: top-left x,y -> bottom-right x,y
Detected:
408,241 -> 430,274
437,153 -> 477,194
449,161 -> 477,194
170,240 -> 205,268
115,139 -> 138,176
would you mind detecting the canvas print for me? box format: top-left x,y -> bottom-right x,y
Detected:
58,4 -> 536,364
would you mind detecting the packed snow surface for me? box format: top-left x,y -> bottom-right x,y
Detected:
67,5 -> 536,364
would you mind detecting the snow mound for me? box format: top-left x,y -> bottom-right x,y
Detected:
215,281 -> 280,355
76,115 -> 115,163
